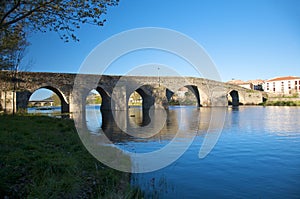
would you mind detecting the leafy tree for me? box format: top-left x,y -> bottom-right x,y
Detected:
86,93 -> 102,104
50,93 -> 61,106
0,26 -> 28,70
0,0 -> 119,41
0,0 -> 119,69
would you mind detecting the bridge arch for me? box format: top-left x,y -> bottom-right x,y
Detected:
166,85 -> 201,107
80,86 -> 111,110
132,85 -> 155,110
33,102 -> 41,107
185,85 -> 201,107
28,86 -> 69,113
96,86 -> 111,111
228,90 -> 243,106
84,88 -> 103,133
126,85 -> 156,126
127,90 -> 151,127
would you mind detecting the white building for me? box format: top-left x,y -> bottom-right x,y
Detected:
176,87 -> 189,98
263,76 -> 300,95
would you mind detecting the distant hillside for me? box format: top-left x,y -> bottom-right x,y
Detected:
86,93 -> 102,104
44,94 -> 59,106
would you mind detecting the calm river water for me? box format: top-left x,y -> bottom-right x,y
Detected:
30,106 -> 300,198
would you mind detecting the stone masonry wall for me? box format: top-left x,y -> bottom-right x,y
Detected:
0,71 -> 265,113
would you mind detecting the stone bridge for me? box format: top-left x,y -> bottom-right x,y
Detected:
0,71 -> 266,113
28,100 -> 54,107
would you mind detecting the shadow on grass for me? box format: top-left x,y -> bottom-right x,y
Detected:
0,114 -> 143,198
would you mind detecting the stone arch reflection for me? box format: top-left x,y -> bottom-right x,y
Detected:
85,89 -> 102,133
81,86 -> 111,134
127,91 -> 148,127
99,107 -> 205,147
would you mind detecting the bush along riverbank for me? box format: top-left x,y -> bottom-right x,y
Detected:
259,100 -> 300,106
0,115 -> 142,198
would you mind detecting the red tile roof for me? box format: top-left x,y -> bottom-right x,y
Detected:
267,76 -> 300,82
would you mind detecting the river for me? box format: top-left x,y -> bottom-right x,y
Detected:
29,106 -> 300,198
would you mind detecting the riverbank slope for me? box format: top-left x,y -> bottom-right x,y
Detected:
0,115 -> 140,198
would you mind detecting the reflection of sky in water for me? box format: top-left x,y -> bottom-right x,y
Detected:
264,107 -> 300,135
80,105 -> 300,198
85,105 -> 102,133
225,107 -> 300,138
27,107 -> 61,117
131,107 -> 300,198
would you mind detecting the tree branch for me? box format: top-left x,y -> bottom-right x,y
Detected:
0,0 -> 56,29
0,0 -> 21,27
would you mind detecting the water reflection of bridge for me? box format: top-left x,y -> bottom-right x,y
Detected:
85,107 -> 216,143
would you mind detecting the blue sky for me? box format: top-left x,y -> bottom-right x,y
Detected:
25,0 -> 300,99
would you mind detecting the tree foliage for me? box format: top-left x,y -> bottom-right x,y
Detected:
86,93 -> 102,105
50,93 -> 61,106
0,0 -> 119,69
0,25 -> 28,70
0,0 -> 119,42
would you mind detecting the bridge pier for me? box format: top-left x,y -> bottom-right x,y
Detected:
0,91 -> 15,113
135,85 -> 169,110
0,90 -> 32,113
111,85 -> 169,110
111,85 -> 127,110
210,88 -> 228,106
61,101 -> 70,114
152,86 -> 169,109
0,90 -> 70,114
16,91 -> 32,112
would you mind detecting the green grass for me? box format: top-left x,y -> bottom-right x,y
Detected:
259,101 -> 300,106
0,115 -> 142,198
269,93 -> 299,98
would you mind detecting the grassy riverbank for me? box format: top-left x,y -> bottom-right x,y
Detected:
0,115 -> 141,198
260,101 -> 300,106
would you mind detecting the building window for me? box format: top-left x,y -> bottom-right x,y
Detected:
295,81 -> 298,85
267,83 -> 269,90
281,82 -> 284,92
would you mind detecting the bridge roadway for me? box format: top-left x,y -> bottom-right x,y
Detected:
0,71 -> 266,113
